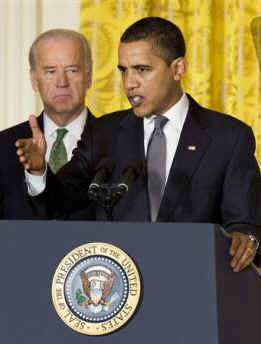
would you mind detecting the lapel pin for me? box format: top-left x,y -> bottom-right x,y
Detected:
188,145 -> 196,151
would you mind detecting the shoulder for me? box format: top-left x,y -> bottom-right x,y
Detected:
186,94 -> 257,159
0,120 -> 30,142
88,108 -> 132,129
0,114 -> 44,159
95,108 -> 131,121
80,108 -> 131,140
0,121 -> 31,170
0,114 -> 43,141
188,94 -> 253,136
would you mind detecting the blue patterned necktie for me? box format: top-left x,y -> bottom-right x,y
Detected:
147,116 -> 168,222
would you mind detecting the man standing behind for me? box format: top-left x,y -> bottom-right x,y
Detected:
0,29 -> 94,219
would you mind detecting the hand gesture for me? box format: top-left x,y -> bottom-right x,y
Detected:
15,115 -> 47,175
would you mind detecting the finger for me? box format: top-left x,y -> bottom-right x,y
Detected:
29,115 -> 42,140
230,240 -> 246,269
18,154 -> 30,163
229,234 -> 241,256
233,247 -> 255,272
24,163 -> 30,170
19,155 -> 32,170
15,139 -> 28,148
16,148 -> 25,157
18,157 -> 29,170
16,144 -> 31,156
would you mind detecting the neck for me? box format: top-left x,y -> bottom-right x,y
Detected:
45,107 -> 84,127
171,87 -> 183,107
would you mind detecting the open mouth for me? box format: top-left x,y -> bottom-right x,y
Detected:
128,95 -> 144,107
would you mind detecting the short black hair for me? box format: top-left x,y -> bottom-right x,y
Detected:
120,17 -> 186,65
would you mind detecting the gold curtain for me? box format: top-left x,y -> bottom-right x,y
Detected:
80,0 -> 261,165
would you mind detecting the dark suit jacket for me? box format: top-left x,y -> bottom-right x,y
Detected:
41,95 -> 261,237
0,110 -> 95,220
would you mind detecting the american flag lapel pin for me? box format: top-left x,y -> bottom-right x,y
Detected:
188,145 -> 196,151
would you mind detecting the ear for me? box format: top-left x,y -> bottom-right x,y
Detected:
30,70 -> 39,92
171,57 -> 187,81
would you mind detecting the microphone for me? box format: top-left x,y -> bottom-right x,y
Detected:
88,158 -> 114,196
116,161 -> 143,197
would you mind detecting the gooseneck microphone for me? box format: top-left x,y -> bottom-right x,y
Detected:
88,158 -> 115,197
115,161 -> 143,197
87,158 -> 143,221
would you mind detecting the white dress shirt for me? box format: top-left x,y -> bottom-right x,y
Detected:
144,93 -> 189,184
45,109 -> 87,161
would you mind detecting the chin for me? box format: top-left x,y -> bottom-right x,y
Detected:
133,107 -> 151,118
53,104 -> 73,113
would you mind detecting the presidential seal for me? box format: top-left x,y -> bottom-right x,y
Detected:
52,242 -> 141,335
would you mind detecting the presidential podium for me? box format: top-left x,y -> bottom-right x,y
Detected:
0,221 -> 260,344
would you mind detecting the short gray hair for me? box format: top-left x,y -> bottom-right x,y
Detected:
29,28 -> 92,76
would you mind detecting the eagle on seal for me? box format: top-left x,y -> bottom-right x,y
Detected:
80,270 -> 115,306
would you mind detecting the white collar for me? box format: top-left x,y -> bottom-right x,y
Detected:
143,93 -> 189,130
44,108 -> 88,138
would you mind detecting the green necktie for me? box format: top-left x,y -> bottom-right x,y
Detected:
48,128 -> 68,174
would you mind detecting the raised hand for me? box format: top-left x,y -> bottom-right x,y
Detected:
15,115 -> 47,175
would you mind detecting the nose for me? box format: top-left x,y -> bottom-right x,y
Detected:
123,70 -> 139,91
56,70 -> 69,87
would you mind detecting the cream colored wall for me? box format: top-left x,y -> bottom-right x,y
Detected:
0,0 -> 80,130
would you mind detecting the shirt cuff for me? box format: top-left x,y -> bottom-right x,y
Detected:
25,167 -> 47,196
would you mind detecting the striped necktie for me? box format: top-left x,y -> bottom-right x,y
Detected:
147,116 -> 168,222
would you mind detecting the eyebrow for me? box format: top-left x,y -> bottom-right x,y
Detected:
43,66 -> 56,69
43,64 -> 80,69
117,64 -> 125,71
133,64 -> 151,69
117,64 -> 151,70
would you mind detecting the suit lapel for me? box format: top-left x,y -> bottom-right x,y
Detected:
86,108 -> 95,124
158,100 -> 211,221
118,110 -> 145,165
115,110 -> 150,221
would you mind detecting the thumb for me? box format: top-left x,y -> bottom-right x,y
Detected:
29,114 -> 43,141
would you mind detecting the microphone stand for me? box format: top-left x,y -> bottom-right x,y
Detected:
88,163 -> 141,221
88,183 -> 126,221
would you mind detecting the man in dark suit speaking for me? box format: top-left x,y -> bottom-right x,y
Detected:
16,17 -> 261,272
